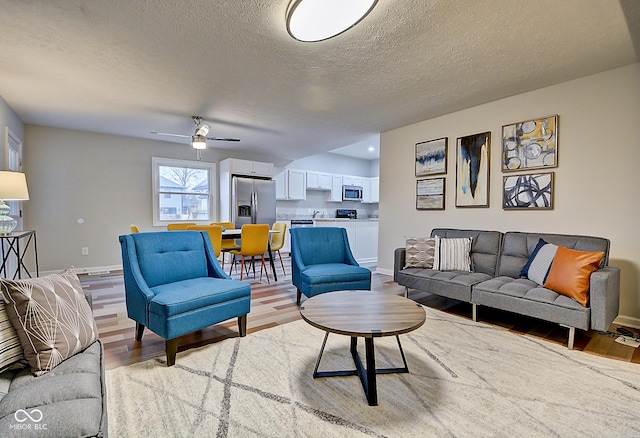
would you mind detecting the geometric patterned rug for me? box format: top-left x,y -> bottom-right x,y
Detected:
106,307 -> 640,437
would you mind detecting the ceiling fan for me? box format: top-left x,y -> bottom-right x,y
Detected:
151,116 -> 240,149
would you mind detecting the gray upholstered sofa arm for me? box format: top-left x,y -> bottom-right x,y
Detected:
393,247 -> 406,282
589,266 -> 621,332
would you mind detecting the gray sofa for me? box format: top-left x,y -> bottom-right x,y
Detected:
394,228 -> 621,349
0,290 -> 108,437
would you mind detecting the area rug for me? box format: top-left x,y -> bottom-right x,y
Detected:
106,307 -> 640,437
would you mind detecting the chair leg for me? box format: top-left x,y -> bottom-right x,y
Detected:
229,254 -> 236,276
296,289 -> 302,305
166,339 -> 178,367
238,314 -> 247,337
135,322 -> 145,341
277,250 -> 286,276
260,255 -> 270,284
239,257 -> 245,280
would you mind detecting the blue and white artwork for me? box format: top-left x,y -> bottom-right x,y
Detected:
415,137 -> 447,177
456,132 -> 490,207
503,172 -> 554,209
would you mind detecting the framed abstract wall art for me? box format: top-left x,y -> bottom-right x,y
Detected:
503,172 -> 554,210
415,137 -> 447,177
455,132 -> 490,207
416,178 -> 445,210
502,115 -> 558,171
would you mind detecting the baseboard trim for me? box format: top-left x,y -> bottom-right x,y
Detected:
376,267 -> 393,276
40,264 -> 123,277
614,315 -> 640,329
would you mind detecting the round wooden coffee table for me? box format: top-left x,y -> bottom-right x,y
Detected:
300,290 -> 426,406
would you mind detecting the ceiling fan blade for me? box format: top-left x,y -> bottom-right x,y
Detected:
150,131 -> 190,139
206,137 -> 241,142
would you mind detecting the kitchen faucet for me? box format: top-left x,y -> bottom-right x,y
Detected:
312,210 -> 320,218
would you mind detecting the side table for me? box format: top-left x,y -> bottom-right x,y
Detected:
0,230 -> 39,279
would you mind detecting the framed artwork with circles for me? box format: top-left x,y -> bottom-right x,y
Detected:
501,115 -> 558,172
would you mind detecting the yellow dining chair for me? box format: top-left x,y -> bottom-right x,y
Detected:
187,224 -> 223,258
212,222 -> 240,268
130,224 -> 140,233
167,222 -> 196,231
270,222 -> 287,276
229,224 -> 270,283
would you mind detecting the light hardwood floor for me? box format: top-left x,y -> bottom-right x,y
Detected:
83,256 -> 640,370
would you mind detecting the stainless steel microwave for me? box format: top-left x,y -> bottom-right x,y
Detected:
342,185 -> 363,201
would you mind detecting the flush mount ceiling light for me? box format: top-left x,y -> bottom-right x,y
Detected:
286,0 -> 378,42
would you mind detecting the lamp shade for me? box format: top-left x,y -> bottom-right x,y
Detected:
0,171 -> 29,200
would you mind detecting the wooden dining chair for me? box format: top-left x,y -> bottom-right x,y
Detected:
130,224 -> 140,233
167,222 -> 197,230
187,224 -> 223,257
270,222 -> 287,276
229,224 -> 270,283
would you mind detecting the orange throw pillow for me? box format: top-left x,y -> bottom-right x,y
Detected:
544,246 -> 604,307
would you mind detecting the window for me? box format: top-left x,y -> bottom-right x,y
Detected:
152,157 -> 216,226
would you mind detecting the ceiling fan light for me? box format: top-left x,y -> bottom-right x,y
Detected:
286,0 -> 377,42
192,135 -> 207,149
195,124 -> 209,137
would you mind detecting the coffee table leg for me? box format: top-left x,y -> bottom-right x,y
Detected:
364,338 -> 377,406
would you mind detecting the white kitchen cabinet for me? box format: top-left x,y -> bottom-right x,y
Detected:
370,177 -> 379,203
221,158 -> 273,177
342,176 -> 364,187
362,177 -> 379,203
328,174 -> 343,202
354,220 -> 378,263
318,220 -> 377,264
306,171 -> 332,190
276,169 -> 306,200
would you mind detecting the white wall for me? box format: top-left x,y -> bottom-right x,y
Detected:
22,126 -> 280,273
0,95 -> 23,170
378,63 -> 640,326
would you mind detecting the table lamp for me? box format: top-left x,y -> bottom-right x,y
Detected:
0,171 -> 30,234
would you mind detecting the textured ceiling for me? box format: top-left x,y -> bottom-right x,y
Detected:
0,0 -> 638,163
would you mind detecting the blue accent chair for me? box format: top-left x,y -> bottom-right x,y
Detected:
290,227 -> 371,304
119,231 -> 251,366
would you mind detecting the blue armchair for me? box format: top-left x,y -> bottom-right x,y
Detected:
290,227 -> 371,304
119,231 -> 251,366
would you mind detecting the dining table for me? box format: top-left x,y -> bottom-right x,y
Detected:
222,228 -> 282,281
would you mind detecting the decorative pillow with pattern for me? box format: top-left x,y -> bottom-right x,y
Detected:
404,237 -> 437,269
0,268 -> 99,376
434,236 -> 473,271
0,301 -> 24,372
520,238 -> 559,285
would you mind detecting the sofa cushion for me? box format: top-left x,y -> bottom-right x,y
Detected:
0,268 -> 99,376
301,263 -> 371,285
544,246 -> 604,307
435,237 -> 472,271
0,340 -> 106,437
0,302 -> 23,372
404,237 -> 436,268
520,238 -> 558,285
149,277 -> 251,318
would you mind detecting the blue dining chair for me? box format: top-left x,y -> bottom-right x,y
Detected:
290,227 -> 371,304
119,231 -> 251,366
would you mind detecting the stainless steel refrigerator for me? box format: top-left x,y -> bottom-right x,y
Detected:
231,176 -> 276,228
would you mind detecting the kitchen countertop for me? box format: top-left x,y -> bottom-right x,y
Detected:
276,217 -> 378,222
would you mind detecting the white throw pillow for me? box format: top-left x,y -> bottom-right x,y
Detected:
434,236 -> 473,271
